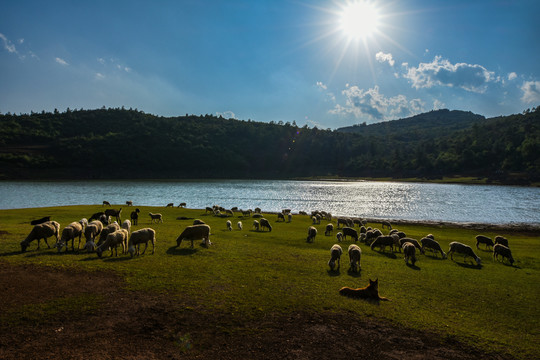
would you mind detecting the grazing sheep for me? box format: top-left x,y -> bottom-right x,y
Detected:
104,208 -> 122,223
402,242 -> 417,266
175,224 -> 211,248
287,213 -> 292,223
307,226 -> 317,243
242,209 -> 252,217
476,235 -> 494,250
370,235 -> 395,252
166,203 -> 174,207
20,221 -> 60,252
149,212 -> 163,223
99,214 -> 110,225
381,220 -> 392,230
237,221 -> 243,230
312,215 -> 321,225
252,220 -> 260,231
97,222 -> 121,247
336,232 -> 343,242
130,208 -> 140,225
254,207 -> 262,214
299,211 -> 307,216
89,211 -> 105,222
121,219 -> 131,234
493,244 -> 514,265
56,221 -> 84,252
83,220 -> 104,250
127,228 -> 156,257
448,242 -> 481,265
282,209 -> 291,214
96,229 -> 129,258
325,223 -> 334,236
226,220 -> 232,231
206,206 -> 214,213
30,216 -> 51,225
494,236 -> 509,248
420,237 -> 447,258
252,213 -> 263,219
179,202 -> 187,208
193,219 -> 205,225
353,219 -> 362,227
126,201 -> 133,206
399,238 -> 424,254
328,244 -> 343,271
226,209 -> 234,217
277,212 -> 285,222
103,201 -> 111,206
342,227 -> 359,242
336,218 -> 348,229
348,244 -> 362,272
390,234 -> 401,252
259,218 -> 272,232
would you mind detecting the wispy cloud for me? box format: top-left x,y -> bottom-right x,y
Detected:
216,111 -> 236,119
521,81 -> 540,103
55,57 -> 69,66
375,51 -> 394,66
507,72 -> 517,81
329,85 -> 425,122
0,33 -> 18,55
316,81 -> 327,90
403,56 -> 496,93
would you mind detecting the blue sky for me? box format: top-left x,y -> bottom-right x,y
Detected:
1,0 -> 539,129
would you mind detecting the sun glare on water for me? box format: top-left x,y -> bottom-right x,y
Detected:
339,1 -> 380,40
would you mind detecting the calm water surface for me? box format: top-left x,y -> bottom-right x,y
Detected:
0,180 -> 539,225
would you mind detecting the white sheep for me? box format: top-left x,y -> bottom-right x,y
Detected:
83,220 -> 103,251
96,228 -> 129,258
287,213 -> 292,223
121,219 -> 131,234
420,237 -> 447,258
493,244 -> 514,265
252,220 -> 260,231
448,241 -> 481,265
226,220 -> 232,231
56,221 -> 84,252
176,224 -> 211,248
307,226 -> 317,243
97,222 -> 120,247
476,235 -> 494,249
403,242 -> 417,266
149,212 -> 163,223
20,221 -> 60,252
328,244 -> 343,271
370,235 -> 395,252
237,221 -> 243,230
325,223 -> 334,236
336,232 -> 343,242
259,218 -> 272,232
348,244 -> 361,272
127,228 -> 156,257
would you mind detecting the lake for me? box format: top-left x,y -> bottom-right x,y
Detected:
1,180 -> 539,226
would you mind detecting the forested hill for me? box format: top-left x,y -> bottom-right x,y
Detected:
0,107 -> 538,184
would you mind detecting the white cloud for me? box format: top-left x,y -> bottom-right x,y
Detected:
403,55 -> 496,93
55,57 -> 69,66
433,99 -> 446,110
216,111 -> 236,119
316,81 -> 336,103
97,58 -> 105,64
507,72 -> 517,81
0,33 -> 18,54
521,81 -> 540,103
375,51 -> 395,66
316,81 -> 327,90
329,85 -> 425,122
95,72 -> 105,80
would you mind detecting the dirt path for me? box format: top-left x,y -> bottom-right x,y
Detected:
0,263 -> 513,360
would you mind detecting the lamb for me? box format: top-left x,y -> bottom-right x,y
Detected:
307,226 -> 317,243
328,244 -> 343,271
341,227 -> 359,242
420,237 -> 447,258
96,222 -> 121,247
325,223 -> 334,236
96,229 -> 129,258
121,219 -> 131,234
399,238 -> 424,254
402,242 -> 417,266
252,220 -> 260,231
127,228 -> 156,257
448,241 -> 481,265
259,218 -> 272,232
130,208 -> 140,225
83,220 -> 103,250
175,224 -> 211,248
104,208 -> 122,223
20,221 -> 60,252
30,216 -> 51,225
237,221 -> 243,230
493,244 -> 514,265
56,221 -> 84,252
149,212 -> 163,223
370,235 -> 395,252
494,236 -> 509,248
348,244 -> 362,272
475,235 -> 494,250
226,220 -> 232,231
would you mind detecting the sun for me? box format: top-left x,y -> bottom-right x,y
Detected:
339,1 -> 380,40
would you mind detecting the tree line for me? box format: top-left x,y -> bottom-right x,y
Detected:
0,107 -> 538,184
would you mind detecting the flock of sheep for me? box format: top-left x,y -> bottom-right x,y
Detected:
19,203 -> 516,272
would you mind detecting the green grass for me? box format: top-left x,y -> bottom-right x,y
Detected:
1,205 -> 539,359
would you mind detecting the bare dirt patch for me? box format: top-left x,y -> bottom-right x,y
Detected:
0,262 -> 514,360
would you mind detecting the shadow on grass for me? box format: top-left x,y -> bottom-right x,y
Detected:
406,263 -> 421,270
371,250 -> 397,259
166,246 -> 197,256
424,253 -> 447,260
0,250 -> 24,257
102,256 -> 132,263
347,268 -> 362,278
327,268 -> 341,277
453,261 -> 483,269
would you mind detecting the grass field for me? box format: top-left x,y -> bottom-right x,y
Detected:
0,205 -> 539,359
